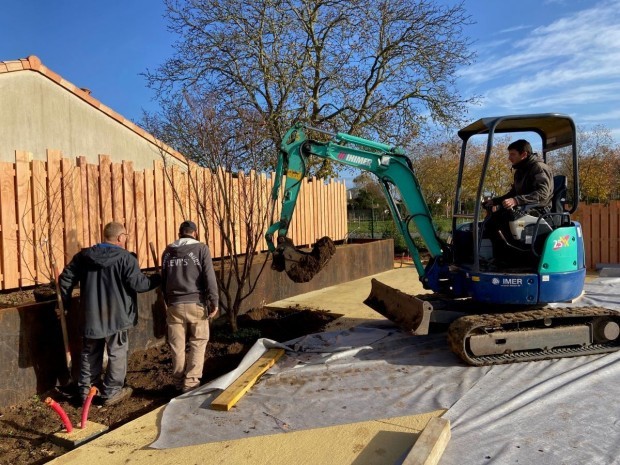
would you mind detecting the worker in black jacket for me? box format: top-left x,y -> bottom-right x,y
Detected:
59,222 -> 160,406
483,139 -> 553,262
161,220 -> 219,393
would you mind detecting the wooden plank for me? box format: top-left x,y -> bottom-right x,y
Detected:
172,164 -> 186,227
153,160 -> 167,255
591,204 -> 601,269
188,163 -> 201,238
611,201 -> 619,263
144,168 -> 156,268
600,202 -> 610,264
210,349 -> 285,411
99,155 -> 113,225
0,162 -> 18,289
238,171 -> 247,254
78,157 -> 91,246
203,167 -> 216,254
31,160 -> 48,283
402,417 -> 451,465
61,157 -> 80,262
122,161 -> 136,252
163,163 -> 175,246
134,171 -> 147,268
86,164 -> 101,245
111,162 -> 124,223
47,150 -> 65,268
15,151 -> 35,286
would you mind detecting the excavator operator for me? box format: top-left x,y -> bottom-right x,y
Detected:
482,139 -> 554,262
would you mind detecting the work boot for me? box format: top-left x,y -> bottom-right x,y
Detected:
103,387 -> 133,406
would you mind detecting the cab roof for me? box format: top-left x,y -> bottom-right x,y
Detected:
458,113 -> 575,151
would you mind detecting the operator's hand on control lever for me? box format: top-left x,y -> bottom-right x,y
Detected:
502,197 -> 518,209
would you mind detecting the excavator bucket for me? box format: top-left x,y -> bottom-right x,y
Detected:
363,279 -> 432,335
272,236 -> 336,283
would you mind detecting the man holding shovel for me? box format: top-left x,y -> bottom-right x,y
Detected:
161,220 -> 219,393
59,222 -> 161,406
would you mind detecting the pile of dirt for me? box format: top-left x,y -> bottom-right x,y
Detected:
0,307 -> 338,465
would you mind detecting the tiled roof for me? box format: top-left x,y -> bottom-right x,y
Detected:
0,56 -> 185,163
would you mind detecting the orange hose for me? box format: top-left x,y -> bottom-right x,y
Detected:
44,397 -> 73,433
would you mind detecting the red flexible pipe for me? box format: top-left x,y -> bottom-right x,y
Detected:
81,386 -> 98,429
45,397 -> 73,433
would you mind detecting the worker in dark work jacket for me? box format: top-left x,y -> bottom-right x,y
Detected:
161,220 -> 219,393
483,139 -> 553,262
59,222 -> 161,406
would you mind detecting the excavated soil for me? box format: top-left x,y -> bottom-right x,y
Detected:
0,307 -> 338,465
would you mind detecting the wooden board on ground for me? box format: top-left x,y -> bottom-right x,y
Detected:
210,348 -> 285,411
402,416 -> 450,465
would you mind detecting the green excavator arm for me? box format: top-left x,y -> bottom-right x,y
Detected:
266,123 -> 448,285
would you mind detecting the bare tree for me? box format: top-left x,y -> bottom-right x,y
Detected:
147,94 -> 273,331
145,0 -> 475,176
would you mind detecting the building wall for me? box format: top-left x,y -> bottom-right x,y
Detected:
0,71 -> 178,170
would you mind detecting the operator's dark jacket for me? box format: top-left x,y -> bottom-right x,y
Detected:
59,244 -> 160,339
161,237 -> 219,308
492,154 -> 553,211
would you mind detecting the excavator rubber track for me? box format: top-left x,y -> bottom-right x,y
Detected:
448,306 -> 620,366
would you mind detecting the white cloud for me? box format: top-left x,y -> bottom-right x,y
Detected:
461,0 -> 620,136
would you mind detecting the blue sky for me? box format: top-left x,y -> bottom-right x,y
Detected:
2,0 -> 620,140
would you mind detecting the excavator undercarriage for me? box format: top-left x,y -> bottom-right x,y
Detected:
364,279 -> 620,366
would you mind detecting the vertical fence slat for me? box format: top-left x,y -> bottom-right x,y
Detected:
0,161 -> 17,288
163,164 -> 175,246
99,155 -> 113,226
122,161 -> 135,252
238,172 -> 247,254
15,151 -> 35,286
144,168 -> 156,268
134,171 -> 147,267
591,204 -> 601,267
111,161 -> 124,224
611,201 -> 619,263
600,203 -> 610,264
153,160 -> 167,256
203,168 -> 216,255
47,150 -> 65,268
61,157 -> 80,262
32,160 -> 48,283
78,156 -> 90,246
86,164 -> 100,245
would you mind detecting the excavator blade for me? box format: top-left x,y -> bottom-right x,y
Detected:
363,278 -> 432,335
272,236 -> 336,283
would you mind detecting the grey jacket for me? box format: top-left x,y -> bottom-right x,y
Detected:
59,244 -> 160,339
161,238 -> 219,307
493,154 -> 553,210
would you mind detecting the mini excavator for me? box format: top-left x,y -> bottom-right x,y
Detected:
265,114 -> 620,365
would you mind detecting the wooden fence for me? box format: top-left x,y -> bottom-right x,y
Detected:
573,201 -> 620,270
0,150 -> 347,290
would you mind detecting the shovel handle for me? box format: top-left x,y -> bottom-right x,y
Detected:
53,264 -> 72,370
149,242 -> 160,271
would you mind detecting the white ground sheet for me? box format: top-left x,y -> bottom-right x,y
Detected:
152,278 -> 620,461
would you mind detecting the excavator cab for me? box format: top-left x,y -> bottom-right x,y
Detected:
451,114 -> 579,274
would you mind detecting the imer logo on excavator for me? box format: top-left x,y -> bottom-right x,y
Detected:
492,277 -> 523,286
338,152 -> 372,167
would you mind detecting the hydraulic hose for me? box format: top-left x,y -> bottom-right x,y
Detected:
44,397 -> 73,433
81,386 -> 98,429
